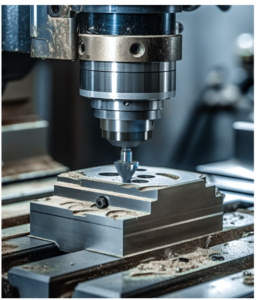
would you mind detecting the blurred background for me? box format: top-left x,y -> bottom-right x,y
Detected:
1,5 -> 254,226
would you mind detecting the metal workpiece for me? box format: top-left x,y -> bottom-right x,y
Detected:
30,5 -> 77,60
72,236 -> 254,298
78,34 -> 182,62
30,165 -> 224,256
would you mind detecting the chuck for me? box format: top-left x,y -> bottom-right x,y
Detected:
114,148 -> 138,183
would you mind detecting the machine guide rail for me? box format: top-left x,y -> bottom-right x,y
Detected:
2,210 -> 254,298
73,236 -> 254,298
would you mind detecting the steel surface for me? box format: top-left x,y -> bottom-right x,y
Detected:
78,34 -> 182,62
30,166 -> 224,256
5,220 -> 254,298
72,236 -> 254,298
160,268 -> 254,298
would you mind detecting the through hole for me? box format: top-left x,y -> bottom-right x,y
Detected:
79,43 -> 85,55
137,168 -> 147,171
130,43 -> 145,58
137,175 -> 155,179
99,172 -> 119,176
51,5 -> 60,14
132,179 -> 149,183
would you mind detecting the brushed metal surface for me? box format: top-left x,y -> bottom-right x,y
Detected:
72,236 -> 254,298
80,70 -> 176,93
100,120 -> 154,133
30,166 -> 224,256
160,269 -> 254,298
92,100 -> 164,111
78,34 -> 182,62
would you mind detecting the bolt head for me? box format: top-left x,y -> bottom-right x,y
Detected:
96,196 -> 108,209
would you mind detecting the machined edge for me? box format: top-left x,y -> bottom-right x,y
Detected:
78,34 -> 182,62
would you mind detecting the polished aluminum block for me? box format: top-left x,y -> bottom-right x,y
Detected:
30,165 -> 224,257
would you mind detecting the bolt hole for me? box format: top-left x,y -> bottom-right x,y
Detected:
130,43 -> 145,58
132,179 -> 149,183
99,172 -> 119,176
51,5 -> 60,14
137,168 -> 147,171
137,175 -> 155,179
79,42 -> 85,56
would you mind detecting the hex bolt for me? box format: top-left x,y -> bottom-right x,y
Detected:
96,196 -> 108,209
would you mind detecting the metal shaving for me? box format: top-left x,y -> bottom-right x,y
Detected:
130,247 -> 220,277
2,241 -> 18,255
243,273 -> 254,285
206,235 -> 212,249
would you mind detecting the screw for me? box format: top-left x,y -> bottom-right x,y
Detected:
96,196 -> 108,209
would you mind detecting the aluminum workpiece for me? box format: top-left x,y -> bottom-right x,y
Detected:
30,166 -> 224,257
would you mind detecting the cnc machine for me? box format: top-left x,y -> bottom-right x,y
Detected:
2,5 -> 254,298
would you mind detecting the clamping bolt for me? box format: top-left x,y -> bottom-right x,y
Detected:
96,196 -> 108,209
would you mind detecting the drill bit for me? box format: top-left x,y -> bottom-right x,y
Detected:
114,148 -> 138,183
